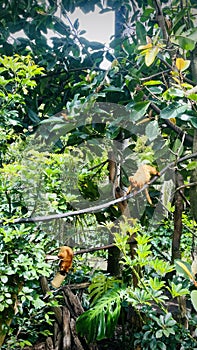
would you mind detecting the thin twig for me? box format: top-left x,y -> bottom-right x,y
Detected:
140,69 -> 171,81
175,182 -> 197,192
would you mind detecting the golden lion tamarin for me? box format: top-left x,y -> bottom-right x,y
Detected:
58,246 -> 74,273
51,246 -> 74,289
127,164 -> 160,205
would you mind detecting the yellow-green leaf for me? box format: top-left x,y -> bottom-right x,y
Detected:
138,43 -> 152,50
191,290 -> 197,312
175,260 -> 194,281
145,46 -> 159,67
175,58 -> 190,72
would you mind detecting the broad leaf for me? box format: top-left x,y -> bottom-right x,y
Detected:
76,289 -> 122,343
160,104 -> 188,119
145,46 -> 160,67
175,260 -> 195,281
176,36 -> 196,51
145,120 -> 160,141
127,101 -> 150,122
136,22 -> 147,45
175,58 -> 190,72
191,290 -> 197,312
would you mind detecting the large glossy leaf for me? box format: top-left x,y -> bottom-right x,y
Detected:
76,289 -> 122,343
160,104 -> 188,119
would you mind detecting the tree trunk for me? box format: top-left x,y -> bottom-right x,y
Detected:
39,277 -> 95,350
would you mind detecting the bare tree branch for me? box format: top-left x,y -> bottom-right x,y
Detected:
0,152 -> 197,225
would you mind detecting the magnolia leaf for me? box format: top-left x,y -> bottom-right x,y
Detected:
175,58 -> 190,72
148,86 -> 163,94
145,46 -> 159,67
167,87 -> 184,98
191,290 -> 197,312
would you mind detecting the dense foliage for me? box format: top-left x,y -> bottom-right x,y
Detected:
0,0 -> 197,348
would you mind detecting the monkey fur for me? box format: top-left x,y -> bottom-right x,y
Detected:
127,164 -> 160,205
58,246 -> 73,274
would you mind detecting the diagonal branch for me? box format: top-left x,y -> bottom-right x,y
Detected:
0,153 -> 197,226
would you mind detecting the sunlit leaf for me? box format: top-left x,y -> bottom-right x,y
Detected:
187,93 -> 197,102
138,43 -> 152,50
175,58 -> 190,72
143,80 -> 163,86
145,46 -> 159,67
175,260 -> 195,281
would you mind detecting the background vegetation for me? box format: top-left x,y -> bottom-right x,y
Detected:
0,0 -> 197,349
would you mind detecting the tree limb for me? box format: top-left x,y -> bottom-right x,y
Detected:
0,152 -> 196,225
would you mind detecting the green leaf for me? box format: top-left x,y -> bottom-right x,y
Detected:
136,22 -> 147,44
191,290 -> 197,312
149,277 -> 165,291
143,80 -> 163,86
1,275 -> 8,283
145,120 -> 160,141
163,87 -> 184,99
73,19 -> 79,30
168,282 -> 189,298
156,329 -> 163,338
103,86 -> 123,92
187,93 -> 197,102
33,297 -> 46,309
190,117 -> 197,128
127,101 -> 150,122
76,289 -> 122,343
176,36 -> 196,51
148,86 -> 163,94
175,260 -> 194,281
160,104 -> 188,119
187,161 -> 197,170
